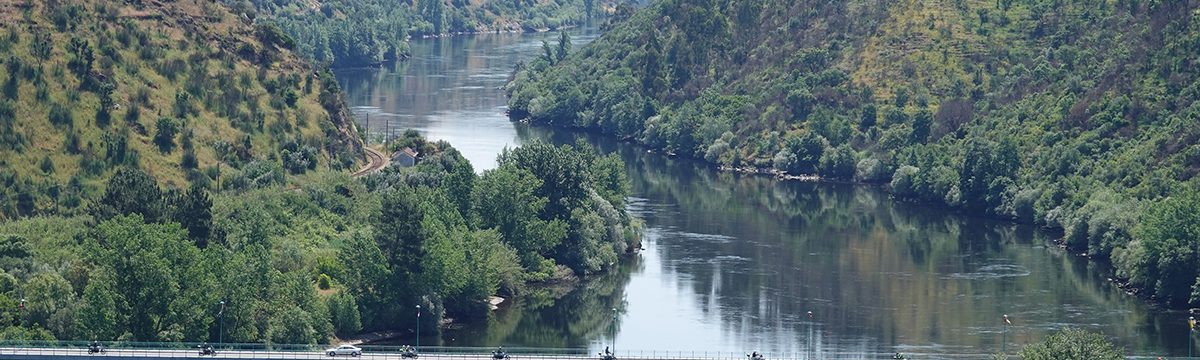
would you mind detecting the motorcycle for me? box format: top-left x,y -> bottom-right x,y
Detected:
492,350 -> 510,360
747,353 -> 764,360
598,352 -> 616,360
401,348 -> 419,359
198,345 -> 217,356
892,353 -> 907,360
87,344 -> 106,355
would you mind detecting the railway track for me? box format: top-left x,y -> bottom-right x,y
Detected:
352,146 -> 388,177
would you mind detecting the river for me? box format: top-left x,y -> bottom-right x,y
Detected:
334,27 -> 1191,359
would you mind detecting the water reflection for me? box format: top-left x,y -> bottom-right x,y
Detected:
338,30 -> 1188,358
518,127 -> 1186,358
336,28 -> 599,171
443,257 -> 638,349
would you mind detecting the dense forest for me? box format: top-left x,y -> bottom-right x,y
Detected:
0,134 -> 637,343
0,0 -> 640,343
231,0 -> 616,68
507,0 -> 1200,308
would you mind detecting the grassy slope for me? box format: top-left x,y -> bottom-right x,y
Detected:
0,0 -> 362,219
508,0 -> 1200,306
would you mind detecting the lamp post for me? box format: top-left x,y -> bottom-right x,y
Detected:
806,311 -> 814,360
416,305 -> 422,352
1002,315 -> 1010,355
218,301 -> 226,346
611,308 -> 618,357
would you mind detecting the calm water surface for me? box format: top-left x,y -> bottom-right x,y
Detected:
336,29 -> 1190,359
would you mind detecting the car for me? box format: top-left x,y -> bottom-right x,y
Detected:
327,345 -> 362,357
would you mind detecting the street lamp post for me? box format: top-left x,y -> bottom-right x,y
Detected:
218,301 -> 226,346
1002,315 -> 1010,355
806,311 -> 814,360
416,305 -> 422,352
611,308 -> 618,357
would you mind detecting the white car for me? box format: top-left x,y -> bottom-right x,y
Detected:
327,345 -> 362,357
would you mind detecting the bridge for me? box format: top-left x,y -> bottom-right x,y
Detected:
0,343 -> 1183,360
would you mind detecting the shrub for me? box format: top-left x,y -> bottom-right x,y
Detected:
818,144 -> 857,180
890,165 -> 920,198
1018,328 -> 1122,360
39,155 -> 54,174
154,117 -> 178,152
316,274 -> 332,290
48,103 -> 74,128
855,158 -> 889,182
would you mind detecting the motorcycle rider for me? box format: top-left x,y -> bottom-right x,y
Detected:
199,342 -> 215,355
600,346 -> 615,360
88,341 -> 103,354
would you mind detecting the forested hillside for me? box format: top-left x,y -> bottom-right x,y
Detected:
0,131 -> 637,342
0,0 -> 363,220
508,0 -> 1200,308
233,0 -> 615,67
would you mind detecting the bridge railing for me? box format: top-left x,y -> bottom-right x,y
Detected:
0,341 -> 1187,360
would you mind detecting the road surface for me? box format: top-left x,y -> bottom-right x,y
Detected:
0,348 -> 601,360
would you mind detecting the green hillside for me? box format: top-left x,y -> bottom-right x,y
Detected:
508,0 -> 1200,307
0,0 -> 363,220
234,0 -> 619,67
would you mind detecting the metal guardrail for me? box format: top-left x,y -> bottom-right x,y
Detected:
0,342 -> 1190,360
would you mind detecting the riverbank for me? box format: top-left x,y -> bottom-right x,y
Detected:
533,121 -> 1198,314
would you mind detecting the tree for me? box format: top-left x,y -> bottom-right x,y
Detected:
910,108 -> 932,143
859,104 -> 877,130
959,139 -> 1018,212
891,165 -> 920,198
556,31 -> 571,62
474,164 -> 567,268
542,39 -> 555,64
776,132 -> 827,174
496,142 -> 590,221
418,0 -> 446,34
79,269 -> 122,341
154,117 -> 178,153
88,215 -> 213,341
452,229 -> 521,318
172,185 -> 213,246
1017,328 -> 1123,360
338,230 -> 390,330
67,37 -> 94,78
1128,191 -> 1200,307
819,144 -> 857,180
326,292 -> 361,338
267,306 -> 317,345
0,235 -> 32,279
23,272 -> 78,339
94,167 -> 164,222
